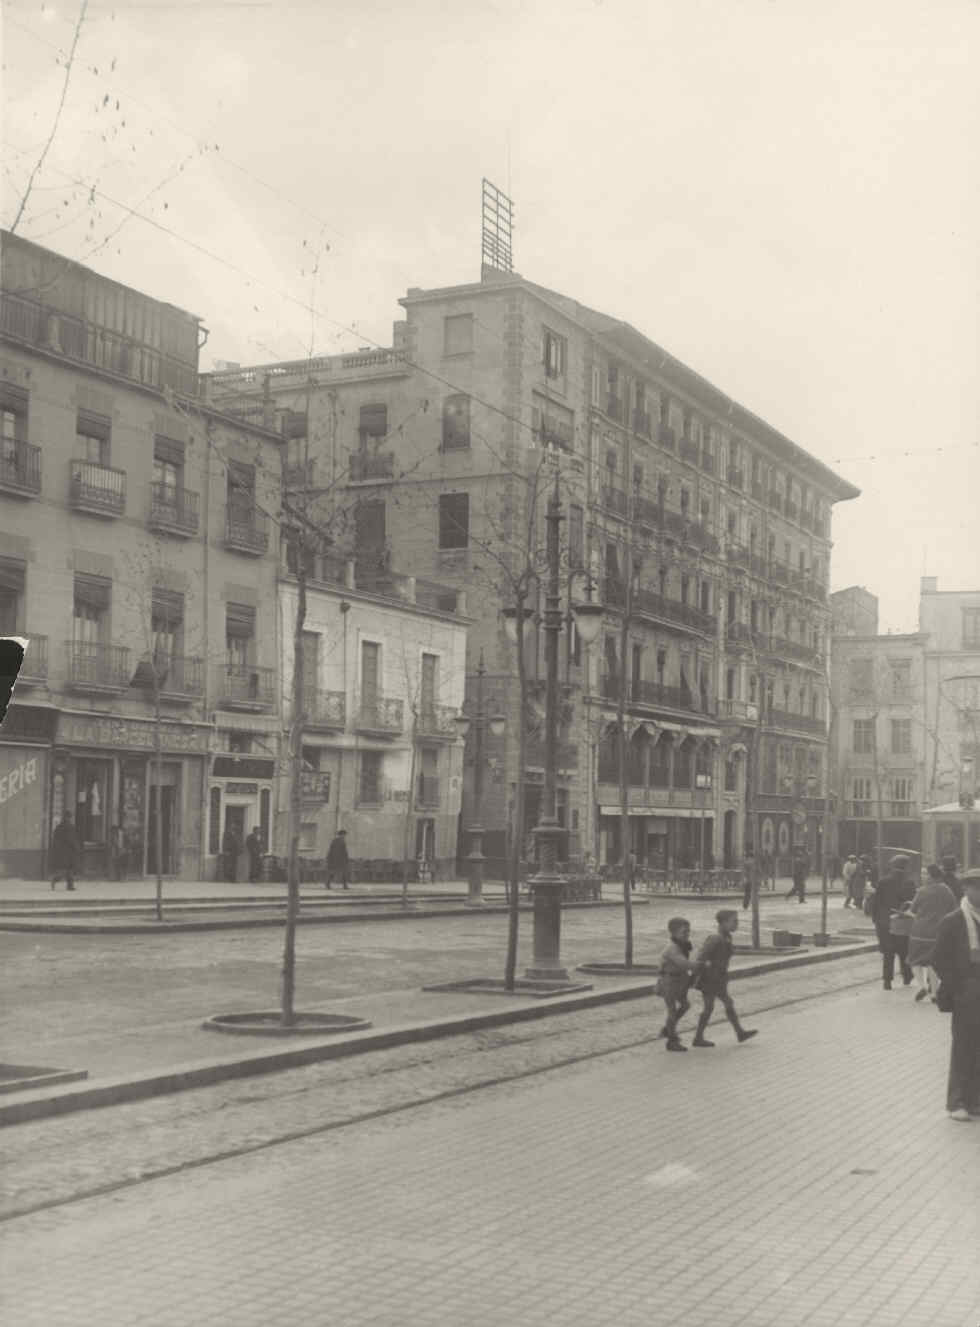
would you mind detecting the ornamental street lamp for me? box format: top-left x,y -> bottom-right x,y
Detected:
454,650 -> 506,907
503,476 -> 603,980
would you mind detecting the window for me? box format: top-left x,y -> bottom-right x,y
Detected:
151,589 -> 184,668
361,641 -> 380,711
359,751 -> 383,804
700,497 -> 711,524
726,509 -> 737,536
568,505 -> 584,568
681,574 -> 690,605
891,777 -> 914,817
444,314 -> 473,356
848,658 -> 873,697
359,404 -> 388,444
532,397 -> 573,451
889,659 -> 912,699
227,461 -> 256,521
0,557 -> 26,634
656,648 -> 667,685
1,385 -> 28,468
962,608 -> 980,649
438,492 -> 469,549
73,574 -> 110,646
632,462 -> 643,492
541,327 -> 566,379
442,396 -> 470,450
699,580 -> 710,613
725,667 -> 735,701
225,602 -> 256,672
227,732 -> 252,753
891,718 -> 912,755
725,757 -> 738,793
680,487 -> 690,516
300,631 -> 319,696
354,498 -> 386,565
75,410 -> 110,465
853,718 -> 875,754
420,653 -> 438,716
153,435 -> 185,505
851,777 -> 872,817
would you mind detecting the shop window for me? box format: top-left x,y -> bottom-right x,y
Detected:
359,751 -> 383,805
438,492 -> 469,548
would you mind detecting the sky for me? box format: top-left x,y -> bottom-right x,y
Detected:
3,0 -> 977,633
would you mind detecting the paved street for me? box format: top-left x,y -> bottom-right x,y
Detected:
2,972 -> 976,1327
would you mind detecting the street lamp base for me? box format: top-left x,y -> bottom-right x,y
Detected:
524,964 -> 571,982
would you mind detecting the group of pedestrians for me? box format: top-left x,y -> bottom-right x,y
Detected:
656,909 -> 758,1052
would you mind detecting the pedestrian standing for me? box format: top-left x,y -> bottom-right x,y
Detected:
930,868 -> 980,1121
325,828 -> 350,890
908,864 -> 958,1003
628,849 -> 638,893
741,850 -> 760,911
786,847 -> 808,903
221,824 -> 240,883
656,917 -> 702,1052
50,811 -> 80,891
691,909 -> 758,1047
245,827 -> 263,884
842,854 -> 859,908
111,823 -> 126,881
870,853 -> 916,989
941,854 -> 963,903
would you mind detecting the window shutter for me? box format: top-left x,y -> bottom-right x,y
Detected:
74,573 -> 111,608
0,384 -> 28,413
153,435 -> 185,466
152,588 -> 184,623
0,556 -> 26,593
77,409 -> 111,440
226,602 -> 256,636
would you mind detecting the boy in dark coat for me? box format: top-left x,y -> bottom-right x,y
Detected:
871,853 -> 916,989
931,868 -> 980,1121
325,829 -> 350,889
50,812 -> 80,891
692,908 -> 758,1047
656,917 -> 702,1052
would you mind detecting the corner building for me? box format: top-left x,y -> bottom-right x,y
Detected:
0,231 -> 283,880
206,271 -> 857,876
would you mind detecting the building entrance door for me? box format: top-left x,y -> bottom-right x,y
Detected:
223,803 -> 247,881
147,786 -> 177,875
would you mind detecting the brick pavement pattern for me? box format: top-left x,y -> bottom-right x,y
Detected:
3,979 -> 978,1326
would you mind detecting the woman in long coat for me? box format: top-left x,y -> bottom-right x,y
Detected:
907,864 -> 957,1002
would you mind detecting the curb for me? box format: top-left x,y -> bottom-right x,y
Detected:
0,941 -> 878,1127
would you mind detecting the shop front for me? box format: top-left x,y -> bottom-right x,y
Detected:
0,704 -> 56,878
52,713 -> 210,880
207,755 -> 276,881
598,806 -> 715,870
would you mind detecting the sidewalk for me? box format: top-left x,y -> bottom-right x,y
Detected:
0,894 -> 877,1124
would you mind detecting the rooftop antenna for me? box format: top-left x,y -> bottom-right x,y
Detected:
481,178 -> 514,282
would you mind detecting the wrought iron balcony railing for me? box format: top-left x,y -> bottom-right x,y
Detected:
158,654 -> 204,696
0,441 -> 41,496
633,587 -> 716,636
149,482 -> 199,536
631,678 -> 701,712
416,704 -> 458,738
349,451 -> 394,481
355,695 -> 403,734
18,633 -> 48,681
768,637 -> 821,667
69,460 -> 126,516
303,688 -> 346,729
224,503 -> 269,555
719,698 -> 760,722
216,664 -> 275,708
767,708 -> 826,735
66,640 -> 131,690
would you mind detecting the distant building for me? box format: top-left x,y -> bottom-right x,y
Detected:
831,586 -> 879,638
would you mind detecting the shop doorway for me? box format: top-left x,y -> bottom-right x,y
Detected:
146,785 -> 177,875
223,804 -> 247,881
74,757 -> 111,877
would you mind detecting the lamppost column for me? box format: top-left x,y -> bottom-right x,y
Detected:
465,655 -> 486,907
526,476 -> 568,980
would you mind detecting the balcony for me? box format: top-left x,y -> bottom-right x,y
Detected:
149,482 -> 199,537
416,704 -> 459,739
719,698 -> 760,723
633,587 -> 716,636
303,688 -> 346,730
66,641 -> 131,692
633,493 -> 660,527
606,395 -> 623,422
727,466 -> 744,489
355,695 -> 404,735
158,654 -> 204,699
768,636 -> 821,667
0,441 -> 41,496
602,485 -> 627,516
216,664 -> 275,710
69,460 -> 126,517
632,409 -> 651,438
685,522 -> 720,555
597,783 -> 700,810
349,451 -> 394,481
631,678 -> 701,713
416,775 -> 441,807
767,709 -> 826,736
1,289 -> 198,397
657,423 -> 676,450
224,503 -> 269,555
17,633 -> 48,683
679,439 -> 699,465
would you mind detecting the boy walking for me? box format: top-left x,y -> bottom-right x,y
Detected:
656,917 -> 702,1052
693,908 -> 758,1047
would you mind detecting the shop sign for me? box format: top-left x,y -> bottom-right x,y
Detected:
213,756 -> 276,779
0,746 -> 45,869
225,782 -> 259,795
0,753 -> 39,804
58,714 -> 210,754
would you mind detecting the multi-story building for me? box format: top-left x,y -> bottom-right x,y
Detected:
0,231 -> 283,880
205,270 -> 858,875
829,589 -> 926,860
278,557 -> 468,875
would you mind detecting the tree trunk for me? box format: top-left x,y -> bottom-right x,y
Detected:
618,565 -> 633,968
154,678 -> 163,923
504,591 -> 528,991
281,558 -> 306,1027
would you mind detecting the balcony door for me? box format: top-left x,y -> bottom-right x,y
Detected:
420,652 -> 437,723
361,641 -> 380,718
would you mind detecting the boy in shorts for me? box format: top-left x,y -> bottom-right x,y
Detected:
693,908 -> 759,1047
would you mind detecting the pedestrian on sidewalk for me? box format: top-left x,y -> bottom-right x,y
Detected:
941,854 -> 963,903
842,854 -> 859,908
870,854 -> 916,989
741,850 -> 760,911
221,824 -> 241,883
786,847 -> 808,903
691,909 -> 758,1047
930,868 -> 980,1122
111,824 -> 127,881
908,865 -> 957,1003
50,812 -> 80,891
656,917 -> 702,1052
246,827 -> 263,884
325,829 -> 350,890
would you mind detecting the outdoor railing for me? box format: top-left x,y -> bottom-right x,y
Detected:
225,503 -> 269,554
303,688 -> 346,729
157,655 -> 204,696
602,485 -> 627,515
66,640 -> 131,690
416,704 -> 459,738
633,587 -> 716,635
69,460 -> 126,515
631,678 -> 700,712
355,696 -> 404,733
349,451 -> 394,481
719,698 -> 760,722
768,636 -> 821,666
767,708 -> 826,735
217,664 -> 276,708
0,441 -> 41,495
149,482 -> 199,535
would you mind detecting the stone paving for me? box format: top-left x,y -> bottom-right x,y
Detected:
2,968 -> 976,1327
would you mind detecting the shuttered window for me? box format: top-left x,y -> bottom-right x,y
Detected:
225,602 -> 256,637
73,573 -> 111,609
358,404 -> 388,440
438,492 -> 469,549
153,435 -> 185,467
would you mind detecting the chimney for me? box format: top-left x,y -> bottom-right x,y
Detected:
920,576 -> 938,595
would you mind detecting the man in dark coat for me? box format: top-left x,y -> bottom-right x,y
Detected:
325,829 -> 350,890
221,824 -> 241,883
50,812 -> 80,891
741,851 -> 760,911
941,854 -> 963,902
931,868 -> 980,1120
785,848 -> 809,903
870,853 -> 916,989
245,827 -> 263,884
